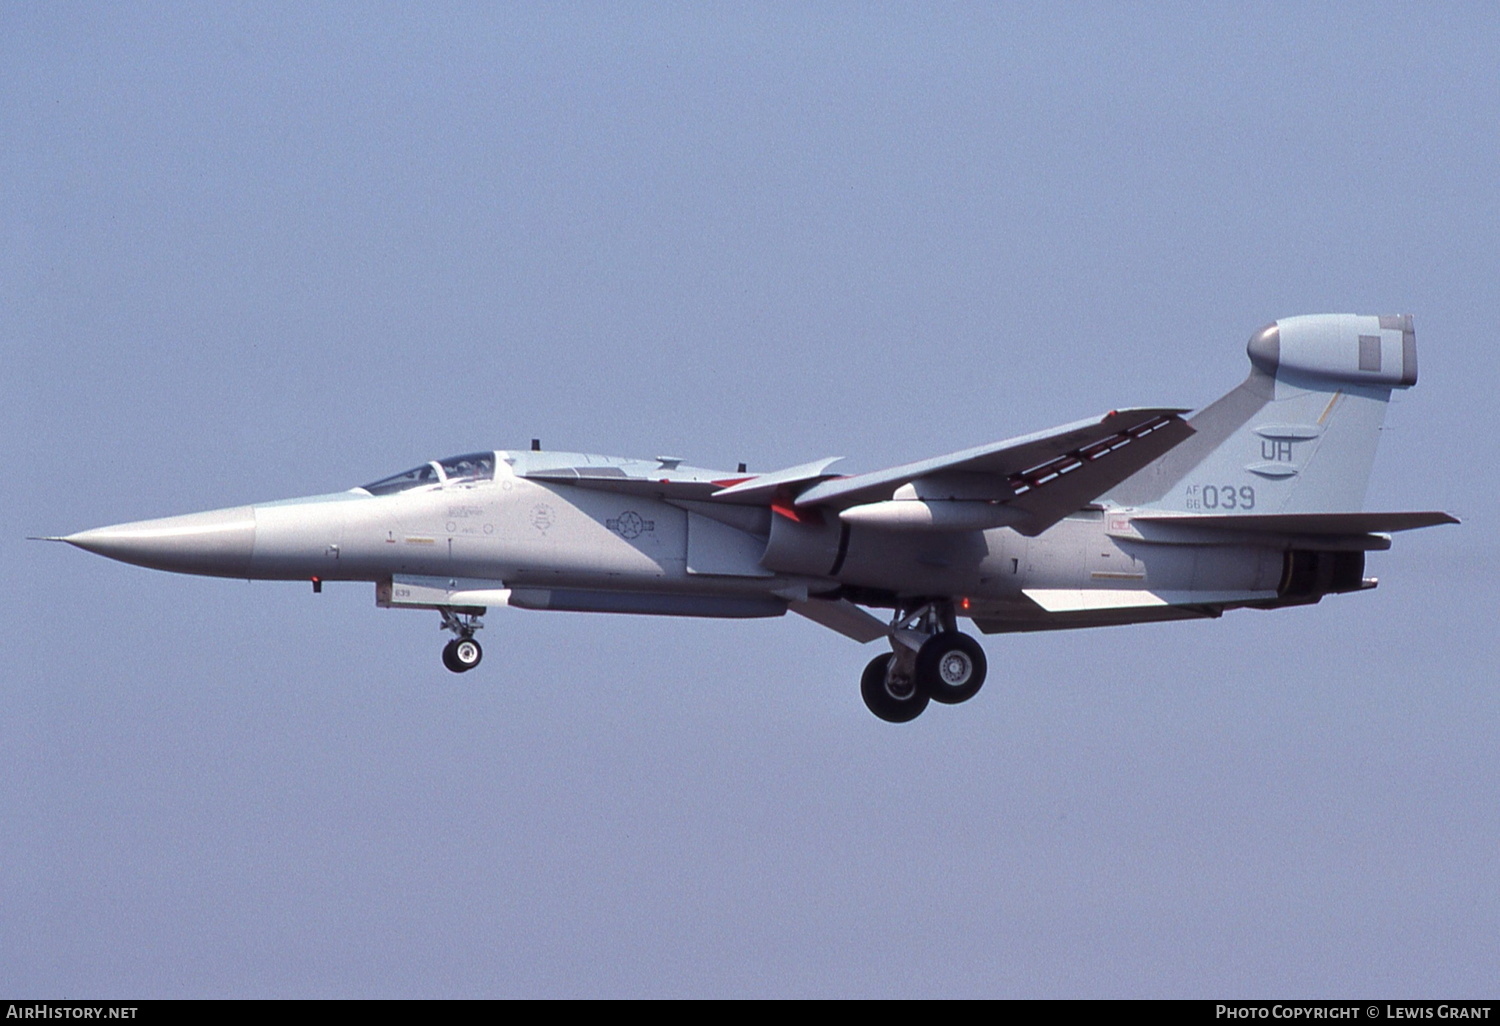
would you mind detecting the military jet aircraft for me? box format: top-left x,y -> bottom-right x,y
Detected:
48,314 -> 1456,721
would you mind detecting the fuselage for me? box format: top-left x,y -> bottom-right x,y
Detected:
64,448 -> 1296,630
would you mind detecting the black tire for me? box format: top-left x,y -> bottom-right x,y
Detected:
442,638 -> 482,673
916,631 -> 987,705
860,653 -> 930,723
452,637 -> 482,672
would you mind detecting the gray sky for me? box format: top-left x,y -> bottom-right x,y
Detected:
5,2 -> 1497,997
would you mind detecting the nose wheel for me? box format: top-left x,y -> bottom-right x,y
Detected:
442,637 -> 483,673
438,608 -> 485,674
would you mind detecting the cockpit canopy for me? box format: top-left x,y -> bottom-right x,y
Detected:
361,452 -> 496,496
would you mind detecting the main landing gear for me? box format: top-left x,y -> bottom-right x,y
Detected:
860,601 -> 988,723
439,608 -> 484,673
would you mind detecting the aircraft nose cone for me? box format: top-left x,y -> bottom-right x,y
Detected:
64,505 -> 256,578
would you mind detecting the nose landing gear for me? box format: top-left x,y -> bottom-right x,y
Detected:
439,608 -> 484,673
442,636 -> 483,673
860,601 -> 988,722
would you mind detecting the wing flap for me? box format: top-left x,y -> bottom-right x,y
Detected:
999,413 -> 1194,534
796,409 -> 1192,536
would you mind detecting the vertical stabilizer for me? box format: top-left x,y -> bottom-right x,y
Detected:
1109,314 -> 1417,514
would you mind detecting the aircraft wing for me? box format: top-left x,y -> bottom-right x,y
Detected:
521,465 -> 726,501
794,408 -> 1192,536
521,457 -> 844,505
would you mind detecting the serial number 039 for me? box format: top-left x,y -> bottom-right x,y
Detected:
1185,484 -> 1256,511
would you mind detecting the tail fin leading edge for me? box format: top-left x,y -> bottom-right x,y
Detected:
1110,314 -> 1417,515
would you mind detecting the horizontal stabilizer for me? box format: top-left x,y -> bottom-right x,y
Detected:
1130,511 -> 1459,535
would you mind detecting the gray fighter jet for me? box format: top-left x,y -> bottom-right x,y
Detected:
48,314 -> 1457,721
